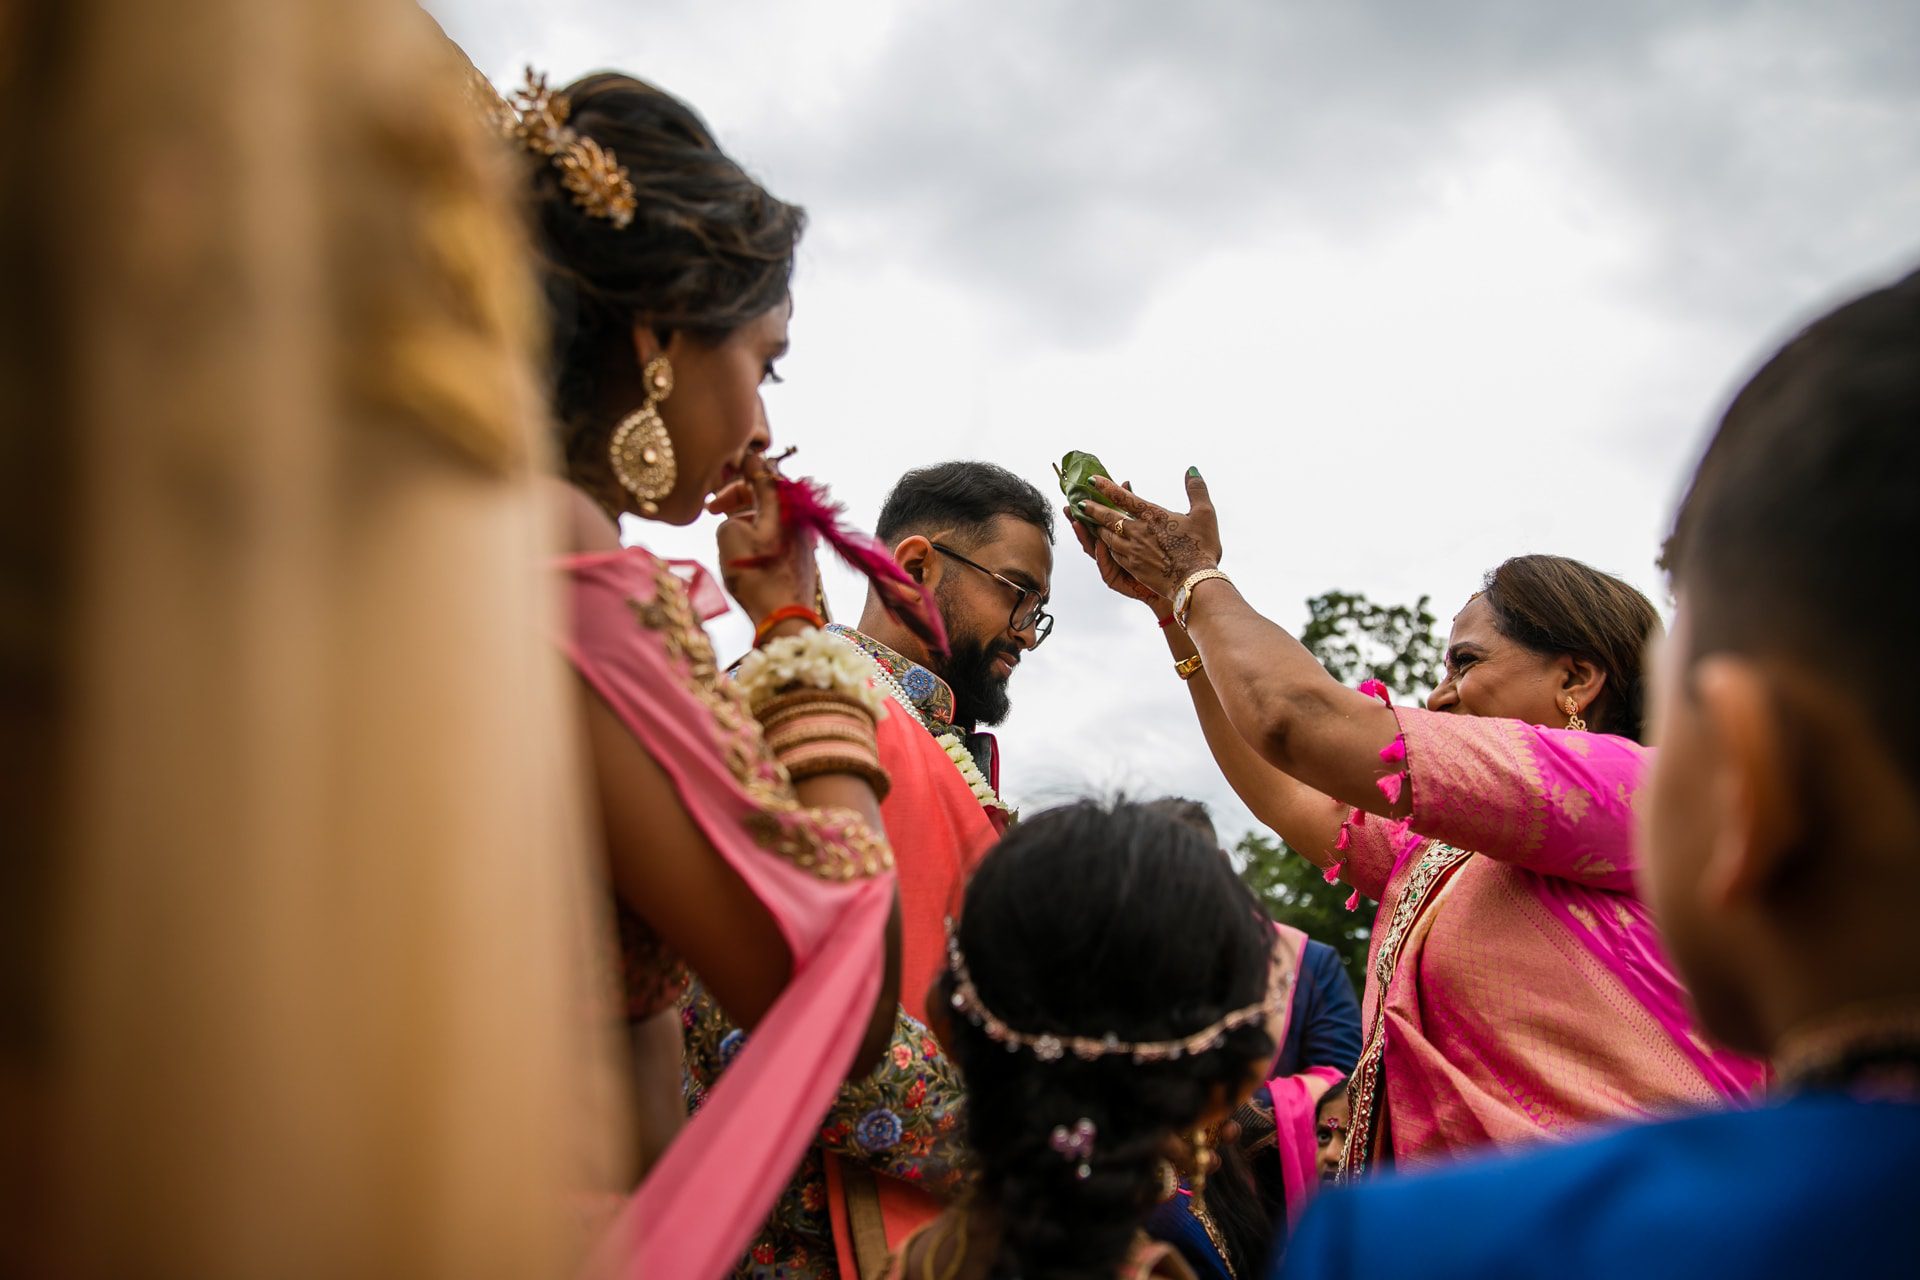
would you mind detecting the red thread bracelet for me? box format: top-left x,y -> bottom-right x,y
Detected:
754,604 -> 826,647
1157,612 -> 1177,629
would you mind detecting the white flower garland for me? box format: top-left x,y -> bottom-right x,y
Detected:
936,730 -> 1012,816
736,629 -> 890,720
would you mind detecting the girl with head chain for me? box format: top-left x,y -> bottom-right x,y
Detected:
889,799 -> 1280,1280
497,68 -> 912,1277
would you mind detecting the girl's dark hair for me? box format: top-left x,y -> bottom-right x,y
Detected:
1480,554 -> 1662,742
939,799 -> 1276,1280
519,73 -> 805,488
1315,1076 -> 1349,1113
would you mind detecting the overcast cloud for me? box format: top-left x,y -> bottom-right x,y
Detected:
438,0 -> 1920,838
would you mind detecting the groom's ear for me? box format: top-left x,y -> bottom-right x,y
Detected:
894,535 -> 935,584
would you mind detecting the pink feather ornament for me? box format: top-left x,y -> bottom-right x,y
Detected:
773,474 -> 949,657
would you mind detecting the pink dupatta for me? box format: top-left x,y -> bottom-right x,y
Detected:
561,547 -> 896,1280
1336,707 -> 1765,1174
1263,923 -> 1344,1224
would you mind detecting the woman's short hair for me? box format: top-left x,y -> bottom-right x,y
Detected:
1481,555 -> 1662,742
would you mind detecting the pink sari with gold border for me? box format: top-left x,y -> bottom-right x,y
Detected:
1336,708 -> 1766,1177
562,546 -> 896,1280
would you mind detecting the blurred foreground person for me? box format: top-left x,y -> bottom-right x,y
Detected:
500,69 -> 911,1278
7,3 -> 622,1275
1283,269 -> 1920,1278
887,799 -> 1282,1280
1076,509 -> 1763,1176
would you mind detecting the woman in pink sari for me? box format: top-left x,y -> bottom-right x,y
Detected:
495,70 -> 913,1277
1073,476 -> 1765,1178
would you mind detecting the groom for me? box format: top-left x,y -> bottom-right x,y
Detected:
686,460 -> 1057,1280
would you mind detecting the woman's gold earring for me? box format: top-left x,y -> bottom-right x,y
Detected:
1562,695 -> 1587,733
608,355 -> 675,515
1188,1127 -> 1212,1197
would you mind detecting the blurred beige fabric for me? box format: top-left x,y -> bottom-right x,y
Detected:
2,0 -> 625,1274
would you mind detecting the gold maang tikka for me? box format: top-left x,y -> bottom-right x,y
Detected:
608,356 -> 675,514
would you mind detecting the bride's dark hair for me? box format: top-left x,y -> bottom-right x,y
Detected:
938,799 -> 1276,1280
514,72 -> 805,494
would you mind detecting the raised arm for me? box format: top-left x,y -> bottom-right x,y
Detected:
1074,472 -> 1644,891
1068,512 -> 1399,900
1075,473 -> 1410,824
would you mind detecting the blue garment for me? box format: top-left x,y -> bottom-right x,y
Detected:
1278,1094 -> 1920,1280
1275,940 -> 1362,1078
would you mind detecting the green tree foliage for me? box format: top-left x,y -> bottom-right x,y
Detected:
1237,590 -> 1445,984
1237,827 -> 1377,986
1297,590 -> 1445,704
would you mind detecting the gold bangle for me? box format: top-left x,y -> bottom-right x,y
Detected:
782,748 -> 892,802
1174,653 -> 1205,681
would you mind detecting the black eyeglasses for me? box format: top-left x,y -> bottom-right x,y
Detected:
930,543 -> 1053,648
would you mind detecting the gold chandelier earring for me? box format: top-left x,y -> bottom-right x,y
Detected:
1188,1126 -> 1212,1197
1562,695 -> 1587,732
608,355 -> 676,516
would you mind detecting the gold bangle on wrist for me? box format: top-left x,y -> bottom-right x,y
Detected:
1174,653 -> 1205,681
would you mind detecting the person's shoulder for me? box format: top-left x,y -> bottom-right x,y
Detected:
543,476 -> 622,555
1282,1099 -> 1920,1280
1301,939 -> 1341,968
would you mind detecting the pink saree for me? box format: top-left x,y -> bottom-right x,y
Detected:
1335,707 -> 1766,1177
561,545 -> 897,1280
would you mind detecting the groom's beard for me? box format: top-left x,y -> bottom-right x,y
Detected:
931,600 -> 1017,728
938,634 -> 1015,728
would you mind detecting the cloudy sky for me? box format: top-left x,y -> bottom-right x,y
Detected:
440,0 -> 1920,840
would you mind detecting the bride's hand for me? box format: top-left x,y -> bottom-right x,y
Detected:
715,451 -> 818,627
1077,469 -> 1222,601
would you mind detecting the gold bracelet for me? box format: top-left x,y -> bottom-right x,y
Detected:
1174,653 -> 1205,681
1172,567 -> 1232,629
781,745 -> 893,802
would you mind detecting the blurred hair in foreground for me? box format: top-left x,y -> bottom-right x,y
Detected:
1,1 -> 623,1275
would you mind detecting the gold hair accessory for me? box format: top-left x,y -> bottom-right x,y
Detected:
489,67 -> 638,228
609,355 -> 675,513
1562,695 -> 1587,733
944,919 -> 1284,1064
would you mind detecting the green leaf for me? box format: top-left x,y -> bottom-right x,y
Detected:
1054,450 -> 1120,526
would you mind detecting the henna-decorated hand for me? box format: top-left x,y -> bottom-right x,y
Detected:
715,450 -> 818,626
1077,469 -> 1222,600
1065,482 -> 1165,610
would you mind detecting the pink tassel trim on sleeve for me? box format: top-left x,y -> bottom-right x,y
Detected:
1322,860 -> 1345,885
1357,679 -> 1391,704
1334,825 -> 1351,852
1379,734 -> 1407,765
1376,772 -> 1404,805
1345,889 -> 1362,912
